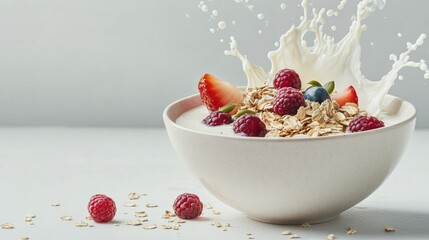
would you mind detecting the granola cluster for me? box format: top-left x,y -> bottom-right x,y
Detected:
239,85 -> 366,137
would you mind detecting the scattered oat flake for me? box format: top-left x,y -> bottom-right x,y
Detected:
1,223 -> 14,229
212,210 -> 221,215
347,227 -> 357,235
289,234 -> 300,239
162,210 -> 176,219
75,221 -> 89,227
146,203 -> 158,208
128,192 -> 140,200
21,238 -> 29,240
300,223 -> 311,227
51,203 -> 60,207
24,215 -> 36,222
143,224 -> 157,230
384,227 -> 395,232
204,203 -> 213,209
282,230 -> 294,235
114,224 -> 120,226
247,236 -> 255,240
124,202 -> 137,207
172,224 -> 181,230
162,225 -> 172,230
327,234 -> 335,240
60,215 -> 72,221
85,216 -> 93,221
29,222 -> 34,225
176,219 -> 186,224
135,211 -> 148,218
89,224 -> 94,227
126,221 -> 142,226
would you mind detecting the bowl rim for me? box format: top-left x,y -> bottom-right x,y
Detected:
163,93 -> 417,142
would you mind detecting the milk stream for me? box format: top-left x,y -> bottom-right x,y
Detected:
224,0 -> 429,116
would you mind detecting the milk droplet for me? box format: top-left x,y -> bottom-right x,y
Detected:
331,26 -> 337,31
185,14 -> 190,19
232,20 -> 237,25
275,42 -> 280,47
398,75 -> 404,80
212,10 -> 219,16
327,9 -> 334,17
397,33 -> 402,38
334,11 -> 339,16
209,28 -> 215,33
370,42 -> 375,47
220,39 -> 224,43
201,5 -> 208,12
218,21 -> 227,30
338,0 -> 347,10
258,29 -> 262,34
280,3 -> 287,10
300,16 -> 304,21
257,13 -> 264,20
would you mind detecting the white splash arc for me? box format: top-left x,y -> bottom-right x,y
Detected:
225,0 -> 428,116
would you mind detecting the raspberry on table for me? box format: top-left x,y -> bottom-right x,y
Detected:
273,69 -> 302,90
273,87 -> 305,116
349,116 -> 385,133
87,194 -> 116,223
233,114 -> 267,137
173,193 -> 203,219
203,111 -> 233,126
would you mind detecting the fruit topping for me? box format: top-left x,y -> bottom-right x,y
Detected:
331,86 -> 359,107
349,116 -> 385,132
203,111 -> 233,126
273,69 -> 302,90
198,74 -> 243,112
233,114 -> 267,137
304,87 -> 331,104
273,87 -> 305,116
173,193 -> 203,219
87,194 -> 116,223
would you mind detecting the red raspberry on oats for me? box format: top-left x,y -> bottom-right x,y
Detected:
273,69 -> 301,90
349,116 -> 385,133
233,114 -> 267,137
203,111 -> 233,126
173,193 -> 203,219
88,194 -> 116,223
273,87 -> 305,116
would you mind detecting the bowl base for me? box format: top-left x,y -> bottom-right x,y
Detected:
247,214 -> 339,225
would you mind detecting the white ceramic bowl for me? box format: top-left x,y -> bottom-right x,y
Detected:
163,94 -> 416,224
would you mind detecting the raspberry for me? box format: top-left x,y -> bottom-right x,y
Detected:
273,87 -> 305,116
273,69 -> 301,90
349,116 -> 385,133
203,111 -> 233,126
173,193 -> 203,219
233,114 -> 267,137
88,194 -> 116,223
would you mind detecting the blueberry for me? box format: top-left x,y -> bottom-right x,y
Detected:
303,87 -> 331,104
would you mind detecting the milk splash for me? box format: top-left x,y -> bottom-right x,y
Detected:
224,0 -> 429,116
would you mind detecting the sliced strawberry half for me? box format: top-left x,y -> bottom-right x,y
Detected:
331,85 -> 359,107
198,74 -> 244,113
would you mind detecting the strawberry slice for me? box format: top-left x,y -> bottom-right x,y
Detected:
331,85 -> 359,107
198,74 -> 244,113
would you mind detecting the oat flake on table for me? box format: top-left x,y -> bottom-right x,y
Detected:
1,223 -> 14,229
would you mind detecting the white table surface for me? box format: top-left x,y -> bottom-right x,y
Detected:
0,128 -> 428,240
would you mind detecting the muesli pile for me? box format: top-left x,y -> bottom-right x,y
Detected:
239,85 -> 363,137
198,68 -> 385,137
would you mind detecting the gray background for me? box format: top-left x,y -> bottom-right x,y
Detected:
0,0 -> 427,127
